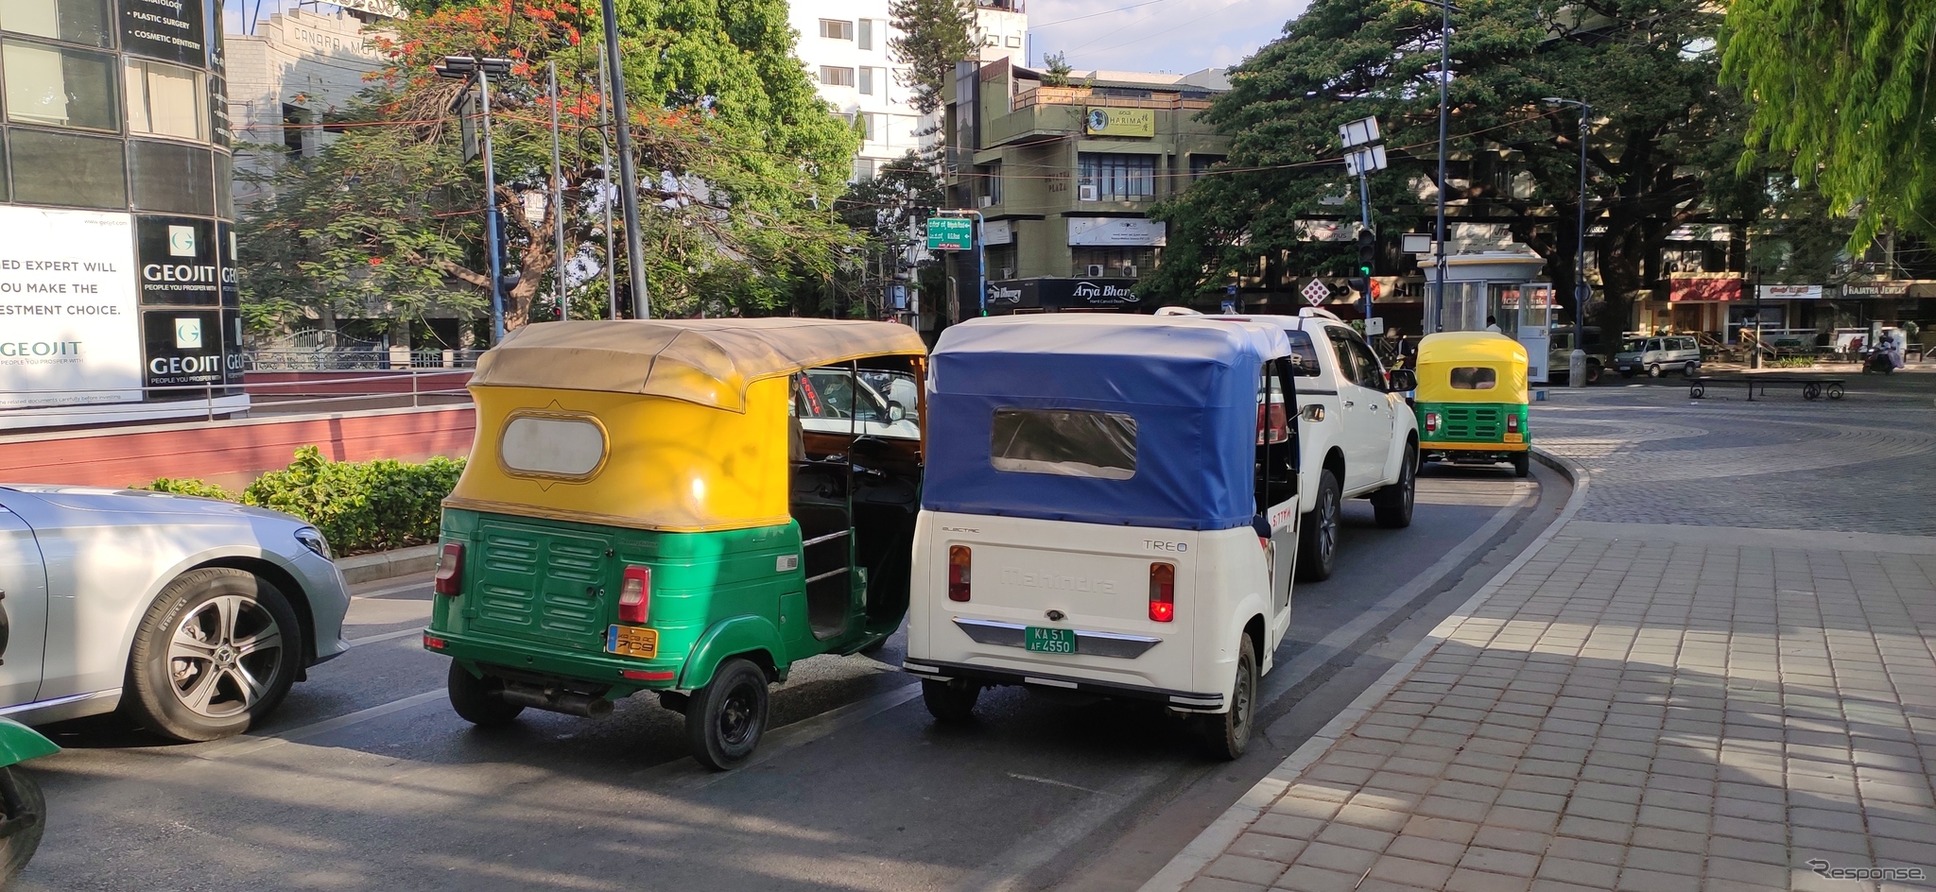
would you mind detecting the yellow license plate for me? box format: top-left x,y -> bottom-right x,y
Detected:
605,625 -> 659,659
1503,432 -> 1523,443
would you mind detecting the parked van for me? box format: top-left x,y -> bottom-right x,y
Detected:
1614,335 -> 1702,378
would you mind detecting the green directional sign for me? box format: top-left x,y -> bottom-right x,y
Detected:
927,217 -> 973,251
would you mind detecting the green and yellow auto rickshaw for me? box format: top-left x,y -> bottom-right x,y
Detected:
1413,331 -> 1532,477
424,319 -> 927,769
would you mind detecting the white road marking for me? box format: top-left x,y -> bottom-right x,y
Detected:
351,578 -> 430,600
195,690 -> 446,760
1008,772 -> 1111,795
630,682 -> 922,790
346,627 -> 424,648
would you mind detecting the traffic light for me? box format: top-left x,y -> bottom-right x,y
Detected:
493,208 -> 521,293
1348,226 -> 1376,295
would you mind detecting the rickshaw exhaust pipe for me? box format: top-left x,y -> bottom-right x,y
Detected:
498,686 -> 614,717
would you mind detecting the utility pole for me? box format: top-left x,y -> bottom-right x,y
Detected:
434,55 -> 516,343
599,0 -> 650,318
1341,116 -> 1386,325
597,53 -> 618,319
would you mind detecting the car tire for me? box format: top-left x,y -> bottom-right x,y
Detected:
1648,363 -> 1663,378
1512,452 -> 1531,478
1196,634 -> 1258,761
0,766 -> 45,887
1295,470 -> 1342,582
1683,360 -> 1699,378
921,678 -> 981,724
1585,362 -> 1603,384
685,657 -> 770,771
447,662 -> 525,727
1371,444 -> 1416,529
122,567 -> 303,742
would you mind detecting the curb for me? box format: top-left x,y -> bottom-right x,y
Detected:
1137,447 -> 1593,892
335,543 -> 441,586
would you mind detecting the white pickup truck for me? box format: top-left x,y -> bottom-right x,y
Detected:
1210,308 -> 1419,580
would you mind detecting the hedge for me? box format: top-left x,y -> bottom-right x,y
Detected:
138,446 -> 465,557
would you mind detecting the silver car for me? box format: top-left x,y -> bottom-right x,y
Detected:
0,485 -> 351,741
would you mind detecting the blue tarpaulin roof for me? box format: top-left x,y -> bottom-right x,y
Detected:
923,315 -> 1294,531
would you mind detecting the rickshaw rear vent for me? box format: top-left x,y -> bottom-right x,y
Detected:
619,566 -> 652,624
948,546 -> 972,602
1149,563 -> 1176,623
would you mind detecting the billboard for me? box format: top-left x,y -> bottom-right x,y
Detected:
0,207 -> 143,409
1084,108 -> 1155,138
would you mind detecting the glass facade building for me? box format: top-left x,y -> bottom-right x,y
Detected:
0,0 -> 240,419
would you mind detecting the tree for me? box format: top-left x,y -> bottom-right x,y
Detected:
822,151 -> 947,318
239,0 -> 862,338
1042,51 -> 1072,87
1720,0 -> 1936,248
1147,0 -> 1764,333
888,0 -> 980,114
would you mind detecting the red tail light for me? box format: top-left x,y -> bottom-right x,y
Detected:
1149,562 -> 1175,622
433,542 -> 464,596
1506,413 -> 1520,432
618,566 -> 651,624
948,545 -> 972,602
1424,411 -> 1441,433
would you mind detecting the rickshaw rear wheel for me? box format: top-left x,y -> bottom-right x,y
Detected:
1294,470 -> 1341,582
447,663 -> 524,727
1371,444 -> 1416,528
686,657 -> 770,771
1511,453 -> 1530,478
921,679 -> 981,724
1196,635 -> 1257,761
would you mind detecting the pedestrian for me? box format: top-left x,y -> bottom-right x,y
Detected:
1485,315 -> 1503,333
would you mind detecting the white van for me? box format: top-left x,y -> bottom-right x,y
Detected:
903,315 -> 1303,759
1614,335 -> 1702,378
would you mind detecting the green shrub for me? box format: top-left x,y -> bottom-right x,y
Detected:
138,477 -> 239,501
1769,356 -> 1816,368
139,446 -> 465,556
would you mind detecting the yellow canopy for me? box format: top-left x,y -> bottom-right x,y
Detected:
470,318 -> 929,411
1415,331 -> 1529,367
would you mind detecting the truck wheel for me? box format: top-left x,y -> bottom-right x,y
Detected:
447,662 -> 524,727
921,678 -> 981,724
1371,445 -> 1416,529
123,568 -> 303,742
1196,635 -> 1257,761
1295,470 -> 1342,581
686,657 -> 770,771
1585,362 -> 1603,384
1512,453 -> 1530,478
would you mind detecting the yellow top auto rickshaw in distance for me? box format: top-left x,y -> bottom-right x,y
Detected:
1413,331 -> 1533,477
424,318 -> 927,769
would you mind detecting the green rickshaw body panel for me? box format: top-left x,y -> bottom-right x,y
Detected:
0,718 -> 59,764
430,508 -> 850,695
1414,401 -> 1531,448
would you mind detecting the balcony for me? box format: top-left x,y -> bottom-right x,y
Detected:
1011,86 -> 1215,113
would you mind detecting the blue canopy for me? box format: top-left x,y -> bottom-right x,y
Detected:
923,315 -> 1294,531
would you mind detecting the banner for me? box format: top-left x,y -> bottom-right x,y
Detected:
1067,217 -> 1167,246
0,208 -> 143,409
1084,108 -> 1155,138
1758,284 -> 1823,301
136,215 -> 221,306
122,0 -> 209,67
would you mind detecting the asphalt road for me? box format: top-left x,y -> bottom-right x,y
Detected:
21,465 -> 1560,892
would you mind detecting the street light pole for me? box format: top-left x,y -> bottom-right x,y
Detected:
436,55 -> 516,344
1433,0 -> 1453,334
548,61 -> 567,321
1543,97 -> 1592,386
599,0 -> 651,318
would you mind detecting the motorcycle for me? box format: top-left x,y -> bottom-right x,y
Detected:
1862,345 -> 1902,374
0,717 -> 55,885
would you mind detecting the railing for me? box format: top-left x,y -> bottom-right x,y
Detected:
1011,86 -> 1216,112
1,369 -> 476,429
242,350 -> 485,371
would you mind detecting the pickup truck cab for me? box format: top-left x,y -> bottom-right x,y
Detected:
1208,309 -> 1419,581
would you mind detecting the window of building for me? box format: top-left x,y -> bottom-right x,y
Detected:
0,0 -> 112,48
213,150 -> 232,218
1005,35 -> 1022,47
820,66 -> 855,87
130,139 -> 215,215
1190,154 -> 1226,179
857,18 -> 874,50
862,112 -> 884,142
126,58 -> 208,141
1078,153 -> 1156,201
0,136 -> 8,201
282,103 -> 307,157
852,156 -> 875,182
9,127 -> 125,208
3,39 -> 117,131
859,66 -> 874,95
978,161 -> 1001,205
1072,247 -> 1157,276
818,19 -> 852,40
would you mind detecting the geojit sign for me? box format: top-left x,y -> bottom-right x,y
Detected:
0,207 -> 143,410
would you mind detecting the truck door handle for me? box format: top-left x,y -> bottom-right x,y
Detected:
1342,400 -> 1356,407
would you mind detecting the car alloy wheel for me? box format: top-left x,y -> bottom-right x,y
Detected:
168,594 -> 286,719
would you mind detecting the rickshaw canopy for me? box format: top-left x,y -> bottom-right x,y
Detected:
1414,331 -> 1530,404
469,318 -> 929,412
923,315 -> 1294,531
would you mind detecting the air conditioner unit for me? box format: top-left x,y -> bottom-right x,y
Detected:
978,195 -> 994,208
1121,264 -> 1138,277
1079,184 -> 1099,202
1085,264 -> 1106,277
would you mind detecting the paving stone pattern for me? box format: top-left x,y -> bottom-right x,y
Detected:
1165,385 -> 1936,892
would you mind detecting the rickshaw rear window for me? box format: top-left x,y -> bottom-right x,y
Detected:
1449,367 -> 1498,390
501,414 -> 606,477
990,408 -> 1136,480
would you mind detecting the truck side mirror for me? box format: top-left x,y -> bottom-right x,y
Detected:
1387,369 -> 1417,392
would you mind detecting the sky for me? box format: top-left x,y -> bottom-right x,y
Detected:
1022,0 -> 1307,75
226,0 -> 1306,76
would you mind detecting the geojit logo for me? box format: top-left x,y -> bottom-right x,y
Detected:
169,226 -> 196,257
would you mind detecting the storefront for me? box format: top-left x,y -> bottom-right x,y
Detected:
985,276 -> 1145,313
0,0 -> 244,430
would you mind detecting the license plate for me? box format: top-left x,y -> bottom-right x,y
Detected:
605,624 -> 659,659
1025,626 -> 1076,654
1503,432 -> 1523,443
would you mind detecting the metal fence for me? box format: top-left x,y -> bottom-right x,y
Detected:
242,350 -> 486,371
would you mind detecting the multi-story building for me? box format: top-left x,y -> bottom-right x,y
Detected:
788,0 -> 1027,182
937,57 -> 1230,318
226,5 -> 396,208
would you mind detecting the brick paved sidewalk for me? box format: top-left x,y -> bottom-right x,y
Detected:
1142,412 -> 1936,891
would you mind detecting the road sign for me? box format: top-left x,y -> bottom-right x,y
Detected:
926,217 -> 972,251
1340,116 -> 1382,148
1344,144 -> 1388,175
1301,279 -> 1331,306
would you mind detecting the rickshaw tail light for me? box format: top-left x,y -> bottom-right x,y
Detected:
1424,411 -> 1441,433
1506,413 -> 1520,432
433,542 -> 464,596
1149,563 -> 1175,623
618,566 -> 651,624
948,545 -> 972,602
